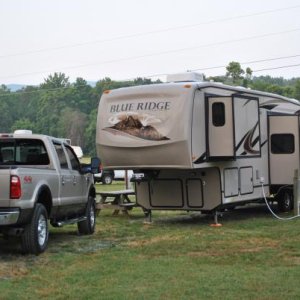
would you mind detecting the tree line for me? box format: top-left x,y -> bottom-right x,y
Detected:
0,62 -> 299,156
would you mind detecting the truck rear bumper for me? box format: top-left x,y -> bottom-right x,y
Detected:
0,209 -> 20,225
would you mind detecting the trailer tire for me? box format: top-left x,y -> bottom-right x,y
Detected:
77,197 -> 96,235
277,189 -> 294,212
21,203 -> 49,255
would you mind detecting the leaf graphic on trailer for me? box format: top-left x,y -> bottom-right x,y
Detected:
243,123 -> 260,155
236,122 -> 260,155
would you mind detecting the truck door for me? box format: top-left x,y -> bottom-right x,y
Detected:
53,142 -> 73,204
206,96 -> 234,158
53,142 -> 84,218
268,115 -> 299,185
64,145 -> 86,204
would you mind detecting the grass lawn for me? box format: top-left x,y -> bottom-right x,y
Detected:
1,181 -> 300,299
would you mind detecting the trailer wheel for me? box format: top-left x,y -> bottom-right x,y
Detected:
277,189 -> 294,212
78,197 -> 96,235
21,203 -> 49,255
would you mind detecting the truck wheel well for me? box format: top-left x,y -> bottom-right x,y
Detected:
37,187 -> 52,217
89,187 -> 96,199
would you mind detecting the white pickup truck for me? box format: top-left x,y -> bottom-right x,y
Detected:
94,169 -> 133,184
0,131 -> 99,254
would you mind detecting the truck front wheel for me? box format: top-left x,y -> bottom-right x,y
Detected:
77,197 -> 96,235
21,203 -> 49,255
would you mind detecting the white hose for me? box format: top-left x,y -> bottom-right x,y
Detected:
262,184 -> 300,220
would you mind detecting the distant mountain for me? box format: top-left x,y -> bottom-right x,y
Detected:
7,84 -> 26,92
87,81 -> 96,87
6,81 -> 97,92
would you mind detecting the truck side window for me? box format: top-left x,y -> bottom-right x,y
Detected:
212,102 -> 225,127
53,143 -> 69,169
65,146 -> 80,171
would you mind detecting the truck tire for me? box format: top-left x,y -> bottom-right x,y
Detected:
102,174 -> 113,185
77,197 -> 96,235
277,188 -> 294,212
21,203 -> 49,255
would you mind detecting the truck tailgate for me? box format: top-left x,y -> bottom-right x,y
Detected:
0,169 -> 11,207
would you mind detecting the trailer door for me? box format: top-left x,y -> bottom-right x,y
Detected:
206,96 -> 234,158
268,115 -> 299,185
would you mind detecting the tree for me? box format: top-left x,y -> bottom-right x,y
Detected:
294,80 -> 300,100
69,78 -> 97,113
58,108 -> 87,147
12,118 -> 35,132
245,67 -> 253,80
84,109 -> 98,156
0,99 -> 13,132
226,61 -> 245,83
37,73 -> 71,136
40,72 -> 70,89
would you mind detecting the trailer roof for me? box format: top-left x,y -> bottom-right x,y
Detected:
183,81 -> 300,106
107,80 -> 300,107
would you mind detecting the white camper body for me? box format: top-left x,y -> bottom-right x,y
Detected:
96,76 -> 300,213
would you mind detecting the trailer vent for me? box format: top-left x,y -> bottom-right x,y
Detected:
166,72 -> 204,83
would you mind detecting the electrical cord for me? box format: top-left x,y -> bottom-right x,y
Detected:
261,183 -> 300,220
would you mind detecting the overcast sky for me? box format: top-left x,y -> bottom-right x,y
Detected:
1,0 -> 300,85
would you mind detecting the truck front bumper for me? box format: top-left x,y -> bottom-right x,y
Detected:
0,209 -> 20,225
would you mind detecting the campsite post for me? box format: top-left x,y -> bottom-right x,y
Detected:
293,169 -> 300,216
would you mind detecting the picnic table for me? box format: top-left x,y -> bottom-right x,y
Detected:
95,189 -> 136,215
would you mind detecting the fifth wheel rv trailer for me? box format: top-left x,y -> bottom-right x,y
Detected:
96,73 -> 300,215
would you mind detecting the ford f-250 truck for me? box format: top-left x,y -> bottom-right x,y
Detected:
0,131 -> 98,254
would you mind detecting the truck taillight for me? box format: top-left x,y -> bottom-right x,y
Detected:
10,175 -> 21,199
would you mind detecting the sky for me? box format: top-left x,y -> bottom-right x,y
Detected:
0,0 -> 300,85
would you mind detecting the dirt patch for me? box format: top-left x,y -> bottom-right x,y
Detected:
228,237 -> 279,251
186,237 -> 280,258
126,235 -> 182,248
76,240 -> 116,253
0,261 -> 29,280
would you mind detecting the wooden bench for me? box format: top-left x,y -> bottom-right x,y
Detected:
96,189 -> 136,215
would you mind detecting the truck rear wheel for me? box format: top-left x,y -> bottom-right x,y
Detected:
21,203 -> 49,255
77,197 -> 96,235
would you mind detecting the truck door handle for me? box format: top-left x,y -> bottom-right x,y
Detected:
73,176 -> 77,185
61,175 -> 65,185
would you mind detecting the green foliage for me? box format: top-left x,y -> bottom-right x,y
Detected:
226,61 -> 246,84
11,118 -> 35,132
40,72 -> 70,89
294,79 -> 300,100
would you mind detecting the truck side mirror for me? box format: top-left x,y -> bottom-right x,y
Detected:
91,157 -> 101,174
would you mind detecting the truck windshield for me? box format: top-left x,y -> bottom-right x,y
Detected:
0,139 -> 49,165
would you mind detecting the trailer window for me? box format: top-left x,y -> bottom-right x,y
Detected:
271,134 -> 294,154
212,102 -> 225,126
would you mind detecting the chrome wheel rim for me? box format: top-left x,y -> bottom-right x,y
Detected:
90,206 -> 95,228
38,214 -> 47,246
283,193 -> 291,208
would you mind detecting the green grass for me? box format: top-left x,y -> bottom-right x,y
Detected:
1,182 -> 300,299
